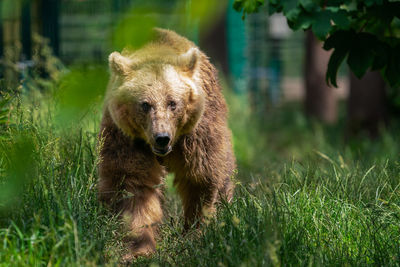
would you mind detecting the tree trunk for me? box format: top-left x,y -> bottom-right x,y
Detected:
21,0 -> 32,60
348,71 -> 387,137
2,1 -> 21,89
304,31 -> 337,123
40,0 -> 60,56
199,7 -> 228,76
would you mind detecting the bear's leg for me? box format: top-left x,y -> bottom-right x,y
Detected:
98,175 -> 122,209
120,185 -> 163,260
176,180 -> 218,230
221,176 -> 234,202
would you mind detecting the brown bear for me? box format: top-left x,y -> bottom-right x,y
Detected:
98,28 -> 236,259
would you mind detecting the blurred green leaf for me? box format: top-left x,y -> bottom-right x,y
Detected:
299,0 -> 316,12
0,134 -> 36,212
371,44 -> 388,71
365,0 -> 384,6
312,10 -> 332,39
56,66 -> 107,125
111,7 -> 158,51
0,96 -> 10,127
189,0 -> 227,30
233,0 -> 265,18
347,33 -> 376,79
289,11 -> 313,30
384,46 -> 400,88
326,48 -> 348,87
330,10 -> 351,29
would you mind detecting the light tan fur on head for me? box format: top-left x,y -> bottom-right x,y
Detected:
105,45 -> 205,156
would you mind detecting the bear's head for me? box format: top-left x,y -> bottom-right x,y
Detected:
105,47 -> 205,156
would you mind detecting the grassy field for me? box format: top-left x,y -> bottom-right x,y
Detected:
0,85 -> 399,266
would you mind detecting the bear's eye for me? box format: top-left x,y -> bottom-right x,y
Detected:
169,101 -> 177,111
141,102 -> 151,113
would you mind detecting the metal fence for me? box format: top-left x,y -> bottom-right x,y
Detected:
0,0 -> 306,104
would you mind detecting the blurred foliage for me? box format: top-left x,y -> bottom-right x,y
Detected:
187,0 -> 227,31
111,0 -> 227,50
0,89 -> 121,264
1,34 -> 65,95
0,134 -> 36,214
111,6 -> 160,51
31,34 -> 65,84
0,96 -> 11,132
55,65 -> 107,127
233,0 -> 400,88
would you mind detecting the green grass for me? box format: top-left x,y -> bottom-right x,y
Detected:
0,88 -> 400,266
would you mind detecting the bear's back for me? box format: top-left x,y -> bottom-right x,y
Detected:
153,28 -> 195,53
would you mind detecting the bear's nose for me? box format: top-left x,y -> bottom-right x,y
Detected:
155,133 -> 170,147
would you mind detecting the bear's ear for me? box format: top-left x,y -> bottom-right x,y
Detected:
181,86 -> 205,134
109,52 -> 132,76
177,48 -> 199,76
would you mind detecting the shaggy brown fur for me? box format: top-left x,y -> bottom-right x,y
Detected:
98,28 -> 236,259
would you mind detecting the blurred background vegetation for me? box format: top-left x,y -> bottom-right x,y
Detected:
0,0 -> 399,265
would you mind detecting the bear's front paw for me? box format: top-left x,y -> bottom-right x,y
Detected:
120,233 -> 156,263
120,244 -> 155,264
